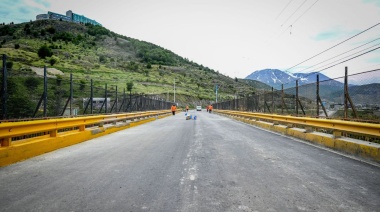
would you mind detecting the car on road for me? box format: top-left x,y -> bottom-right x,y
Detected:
196,106 -> 202,111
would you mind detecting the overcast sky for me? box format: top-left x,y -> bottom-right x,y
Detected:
1,0 -> 380,81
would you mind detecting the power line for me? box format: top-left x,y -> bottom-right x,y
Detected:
316,46 -> 380,73
291,0 -> 319,26
310,42 -> 380,72
280,0 -> 319,35
275,0 -> 294,21
284,22 -> 380,73
300,37 -> 380,72
278,46 -> 380,88
281,0 -> 307,27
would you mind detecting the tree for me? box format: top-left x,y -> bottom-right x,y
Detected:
126,82 -> 134,93
235,77 -> 238,82
37,45 -> 52,59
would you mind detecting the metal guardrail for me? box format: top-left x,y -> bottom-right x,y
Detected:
0,110 -> 170,147
216,110 -> 380,139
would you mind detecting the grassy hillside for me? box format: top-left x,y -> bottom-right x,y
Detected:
0,20 -> 258,107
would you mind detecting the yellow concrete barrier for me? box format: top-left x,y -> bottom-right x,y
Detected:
216,110 -> 380,163
0,111 -> 171,167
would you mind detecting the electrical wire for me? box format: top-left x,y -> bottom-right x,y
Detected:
278,46 -> 380,88
281,0 -> 307,27
275,0 -> 294,21
292,0 -> 319,26
300,37 -> 380,72
280,0 -> 319,35
316,46 -> 380,73
283,22 -> 380,73
308,42 -> 380,72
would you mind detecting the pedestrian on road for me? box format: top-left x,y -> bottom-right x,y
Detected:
186,105 -> 189,112
209,105 -> 213,113
206,105 -> 209,112
171,104 -> 177,115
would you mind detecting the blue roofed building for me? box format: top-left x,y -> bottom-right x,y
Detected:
36,10 -> 101,26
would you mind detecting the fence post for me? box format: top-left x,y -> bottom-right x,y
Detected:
115,85 -> 118,113
90,79 -> 93,114
43,66 -> 47,117
296,80 -> 299,115
271,87 -> 274,113
105,83 -> 108,113
344,68 -> 348,118
344,67 -> 358,119
281,84 -> 284,114
316,74 -> 320,117
70,73 -> 73,116
1,54 -> 7,120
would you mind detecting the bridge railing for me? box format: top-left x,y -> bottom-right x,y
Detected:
216,110 -> 380,140
214,68 -> 380,122
0,110 -> 170,147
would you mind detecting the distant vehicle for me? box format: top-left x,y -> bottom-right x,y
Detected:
196,106 -> 202,111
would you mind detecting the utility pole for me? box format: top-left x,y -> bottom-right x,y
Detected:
215,84 -> 218,103
174,78 -> 176,103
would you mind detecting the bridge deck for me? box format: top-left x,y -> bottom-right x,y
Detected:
0,110 -> 379,211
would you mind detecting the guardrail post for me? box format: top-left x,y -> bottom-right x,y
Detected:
50,129 -> 58,137
79,124 -> 85,131
1,137 -> 11,147
333,130 -> 342,138
1,54 -> 7,120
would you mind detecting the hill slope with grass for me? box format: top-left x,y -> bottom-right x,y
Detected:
0,20 -> 263,109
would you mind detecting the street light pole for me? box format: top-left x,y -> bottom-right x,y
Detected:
215,84 -> 218,103
174,78 -> 176,103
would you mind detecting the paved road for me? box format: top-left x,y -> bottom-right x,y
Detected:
1,110 -> 379,211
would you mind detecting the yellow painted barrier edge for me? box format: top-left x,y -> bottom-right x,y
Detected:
218,113 -> 380,163
0,113 -> 171,167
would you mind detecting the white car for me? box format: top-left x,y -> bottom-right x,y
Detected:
196,106 -> 202,111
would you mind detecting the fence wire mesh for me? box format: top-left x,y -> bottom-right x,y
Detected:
1,59 -> 173,120
214,69 -> 380,122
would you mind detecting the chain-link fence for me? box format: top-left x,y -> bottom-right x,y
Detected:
0,54 -> 172,121
214,68 -> 380,122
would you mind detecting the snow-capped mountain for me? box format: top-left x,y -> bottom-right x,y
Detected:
245,69 -> 342,88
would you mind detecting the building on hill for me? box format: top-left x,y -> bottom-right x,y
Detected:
36,10 -> 101,26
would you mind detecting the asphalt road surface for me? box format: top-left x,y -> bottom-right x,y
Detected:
1,110 -> 380,212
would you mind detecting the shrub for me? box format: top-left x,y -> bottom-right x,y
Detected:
24,77 -> 41,90
6,61 -> 13,69
38,45 -> 53,59
50,57 -> 57,66
47,27 -> 56,34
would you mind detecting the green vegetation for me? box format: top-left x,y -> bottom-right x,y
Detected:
0,19 -> 262,115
